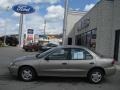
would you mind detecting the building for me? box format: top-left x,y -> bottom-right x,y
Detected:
65,0 -> 120,61
38,34 -> 62,45
63,10 -> 86,45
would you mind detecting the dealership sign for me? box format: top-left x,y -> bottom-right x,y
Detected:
27,29 -> 34,34
12,4 -> 35,14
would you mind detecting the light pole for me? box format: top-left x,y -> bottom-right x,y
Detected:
3,23 -> 7,46
44,19 -> 46,36
43,19 -> 47,42
63,0 -> 69,45
3,7 -> 10,46
19,14 -> 24,47
12,4 -> 35,47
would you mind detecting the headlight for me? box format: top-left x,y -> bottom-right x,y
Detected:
10,62 -> 16,66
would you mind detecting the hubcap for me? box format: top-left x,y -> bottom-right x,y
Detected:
22,69 -> 32,80
91,72 -> 102,83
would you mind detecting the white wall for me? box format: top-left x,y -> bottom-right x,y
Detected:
64,11 -> 85,45
95,0 -> 113,57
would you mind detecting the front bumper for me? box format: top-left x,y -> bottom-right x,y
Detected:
105,65 -> 116,76
8,65 -> 19,76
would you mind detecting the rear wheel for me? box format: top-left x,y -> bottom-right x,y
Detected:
25,49 -> 28,52
19,66 -> 36,81
87,69 -> 104,84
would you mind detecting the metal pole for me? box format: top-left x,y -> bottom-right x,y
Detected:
3,29 -> 6,46
43,19 -> 46,42
3,7 -> 9,46
19,14 -> 24,47
44,19 -> 46,36
63,0 -> 69,45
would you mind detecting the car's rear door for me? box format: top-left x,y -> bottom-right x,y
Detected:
39,48 -> 70,76
68,48 -> 95,77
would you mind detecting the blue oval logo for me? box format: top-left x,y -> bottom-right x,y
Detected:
12,4 -> 35,14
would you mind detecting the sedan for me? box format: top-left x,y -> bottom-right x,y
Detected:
8,45 -> 116,84
23,43 -> 41,52
39,43 -> 58,52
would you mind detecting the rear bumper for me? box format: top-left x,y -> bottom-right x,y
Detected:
105,66 -> 116,76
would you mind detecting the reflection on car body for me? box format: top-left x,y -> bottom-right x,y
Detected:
39,43 -> 58,52
23,43 -> 41,52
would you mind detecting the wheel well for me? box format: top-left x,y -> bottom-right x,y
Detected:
87,67 -> 105,76
18,65 -> 37,76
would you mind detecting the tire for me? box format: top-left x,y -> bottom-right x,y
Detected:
25,49 -> 28,52
18,66 -> 36,81
87,69 -> 104,84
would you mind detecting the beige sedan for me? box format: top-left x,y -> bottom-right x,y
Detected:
8,45 -> 116,84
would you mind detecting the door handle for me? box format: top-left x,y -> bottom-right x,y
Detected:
89,62 -> 94,64
62,63 -> 67,65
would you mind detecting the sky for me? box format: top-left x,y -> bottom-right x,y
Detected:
0,0 -> 100,36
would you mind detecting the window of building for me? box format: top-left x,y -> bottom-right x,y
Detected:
75,35 -> 81,45
83,33 -> 87,46
75,28 -> 97,51
86,31 -> 92,48
91,29 -> 97,50
68,37 -> 72,45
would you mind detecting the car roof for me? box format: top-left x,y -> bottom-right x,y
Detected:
56,45 -> 88,49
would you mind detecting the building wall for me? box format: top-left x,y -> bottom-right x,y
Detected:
113,0 -> 120,61
65,0 -> 120,60
95,0 -> 114,57
113,0 -> 120,30
74,0 -> 114,57
64,11 -> 85,45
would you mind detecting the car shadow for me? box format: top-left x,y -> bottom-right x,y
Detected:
0,72 -> 88,83
36,76 -> 89,84
0,72 -> 110,85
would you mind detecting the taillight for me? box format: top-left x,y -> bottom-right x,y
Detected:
112,59 -> 116,65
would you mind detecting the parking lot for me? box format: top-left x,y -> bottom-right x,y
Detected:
0,47 -> 120,90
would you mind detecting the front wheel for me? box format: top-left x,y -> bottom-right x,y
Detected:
19,67 -> 36,81
87,69 -> 104,84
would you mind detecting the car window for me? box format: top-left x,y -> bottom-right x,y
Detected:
46,48 -> 70,60
71,48 -> 93,60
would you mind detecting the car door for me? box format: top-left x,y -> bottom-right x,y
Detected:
39,48 -> 70,76
68,48 -> 95,77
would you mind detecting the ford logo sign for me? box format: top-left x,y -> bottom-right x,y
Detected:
12,4 -> 35,14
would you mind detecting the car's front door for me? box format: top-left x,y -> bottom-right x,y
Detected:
68,48 -> 95,77
39,48 -> 70,76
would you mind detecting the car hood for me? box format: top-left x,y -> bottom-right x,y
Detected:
15,55 -> 37,61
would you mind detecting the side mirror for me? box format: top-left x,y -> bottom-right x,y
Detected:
36,54 -> 40,58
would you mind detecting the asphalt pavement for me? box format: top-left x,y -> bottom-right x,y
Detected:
0,47 -> 120,90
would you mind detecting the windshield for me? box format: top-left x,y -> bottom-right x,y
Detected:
37,47 -> 56,58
